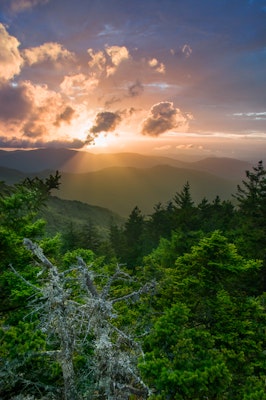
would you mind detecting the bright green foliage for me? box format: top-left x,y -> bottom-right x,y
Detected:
140,232 -> 266,399
139,303 -> 232,399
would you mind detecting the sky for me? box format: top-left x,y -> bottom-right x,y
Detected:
0,0 -> 265,161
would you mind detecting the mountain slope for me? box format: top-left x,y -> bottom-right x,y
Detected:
40,196 -> 124,237
58,165 -> 238,216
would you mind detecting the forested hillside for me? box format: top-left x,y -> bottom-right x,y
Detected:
0,162 -> 265,399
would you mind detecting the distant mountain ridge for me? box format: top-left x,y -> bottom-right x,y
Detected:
0,148 -> 254,216
0,148 -> 251,180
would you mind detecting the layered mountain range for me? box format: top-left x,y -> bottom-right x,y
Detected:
0,148 -> 252,216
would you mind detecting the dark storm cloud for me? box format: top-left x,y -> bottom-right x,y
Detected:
0,84 -> 31,121
89,111 -> 121,135
141,102 -> 191,136
128,80 -> 144,97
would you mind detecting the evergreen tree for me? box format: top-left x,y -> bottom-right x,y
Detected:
123,206 -> 145,269
173,182 -> 199,232
234,161 -> 266,291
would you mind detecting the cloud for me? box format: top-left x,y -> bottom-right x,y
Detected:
60,73 -> 99,96
0,83 -> 32,121
0,23 -> 24,81
19,81 -> 65,137
148,58 -> 165,73
176,144 -> 194,149
128,80 -> 144,97
105,45 -> 129,66
0,135 -> 85,149
88,45 -> 130,77
141,102 -> 192,136
170,44 -> 192,58
232,112 -> 266,120
54,106 -> 75,127
87,49 -> 106,71
89,111 -> 121,135
23,42 -> 75,65
182,44 -> 192,58
9,0 -> 49,13
0,80 -> 78,145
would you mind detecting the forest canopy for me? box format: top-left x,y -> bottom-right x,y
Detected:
0,162 -> 265,399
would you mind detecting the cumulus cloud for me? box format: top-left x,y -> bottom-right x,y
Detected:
0,80 -> 79,147
89,111 -> 121,135
88,45 -> 130,77
105,45 -> 129,66
128,80 -> 144,97
0,23 -> 24,81
141,101 -> 192,136
23,42 -> 75,65
10,0 -> 49,13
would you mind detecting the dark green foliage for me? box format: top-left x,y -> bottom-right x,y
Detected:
0,173 -> 61,398
233,161 -> 266,290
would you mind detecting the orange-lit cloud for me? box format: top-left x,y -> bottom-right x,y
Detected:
60,73 -> 99,96
23,42 -> 75,65
141,102 -> 192,136
0,79 -> 80,148
0,23 -> 24,81
148,58 -> 165,73
88,45 -> 130,77
176,144 -> 194,149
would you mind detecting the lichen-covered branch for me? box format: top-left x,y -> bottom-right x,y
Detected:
18,239 -> 153,399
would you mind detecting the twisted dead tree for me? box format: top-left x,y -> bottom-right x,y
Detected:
10,239 -> 154,400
